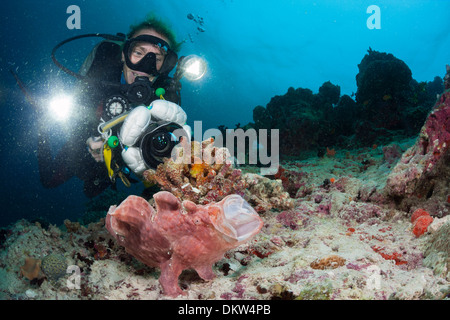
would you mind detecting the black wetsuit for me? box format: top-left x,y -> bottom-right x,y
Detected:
38,41 -> 181,198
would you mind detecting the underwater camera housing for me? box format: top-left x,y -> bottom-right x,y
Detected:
139,121 -> 187,169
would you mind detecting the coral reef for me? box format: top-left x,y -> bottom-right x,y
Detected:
384,67 -> 450,217
143,138 -> 294,212
143,138 -> 246,204
354,49 -> 443,139
248,49 -> 442,156
355,48 -> 413,130
0,133 -> 448,299
105,191 -> 263,297
251,83 -> 341,155
0,62 -> 449,301
241,173 -> 294,213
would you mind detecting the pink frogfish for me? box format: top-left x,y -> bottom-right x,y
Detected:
105,191 -> 263,297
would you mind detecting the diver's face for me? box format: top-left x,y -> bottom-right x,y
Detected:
122,28 -> 169,84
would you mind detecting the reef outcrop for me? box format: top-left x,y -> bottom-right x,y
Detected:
355,48 -> 413,130
248,49 -> 443,156
143,138 -> 294,213
384,65 -> 450,217
251,82 -> 341,155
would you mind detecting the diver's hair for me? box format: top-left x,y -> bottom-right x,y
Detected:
127,13 -> 182,53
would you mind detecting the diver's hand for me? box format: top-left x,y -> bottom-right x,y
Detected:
148,100 -> 187,126
120,103 -> 191,147
120,106 -> 151,147
121,146 -> 147,176
86,136 -> 104,162
119,104 -> 191,175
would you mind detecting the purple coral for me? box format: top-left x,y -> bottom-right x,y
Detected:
276,208 -> 311,230
384,68 -> 450,205
338,203 -> 385,223
276,210 -> 300,230
285,269 -> 314,283
382,143 -> 402,166
317,202 -> 331,215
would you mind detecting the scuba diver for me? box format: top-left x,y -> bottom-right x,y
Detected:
37,15 -> 196,198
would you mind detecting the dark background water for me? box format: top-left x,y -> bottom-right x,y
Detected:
0,0 -> 449,227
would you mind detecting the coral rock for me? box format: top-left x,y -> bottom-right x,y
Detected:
384,70 -> 450,216
428,215 -> 450,233
243,173 -> 295,213
143,139 -> 294,213
413,215 -> 434,238
143,138 -> 246,205
105,191 -> 263,297
310,255 -> 346,270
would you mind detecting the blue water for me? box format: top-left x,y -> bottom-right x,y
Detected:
0,0 -> 449,227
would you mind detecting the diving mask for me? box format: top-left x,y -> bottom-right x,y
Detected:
122,35 -> 178,76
